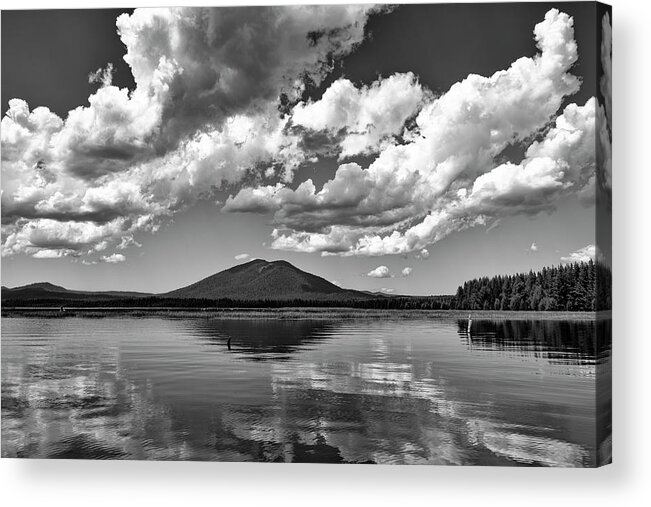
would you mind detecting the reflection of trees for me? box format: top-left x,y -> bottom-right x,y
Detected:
457,319 -> 611,367
455,318 -> 611,466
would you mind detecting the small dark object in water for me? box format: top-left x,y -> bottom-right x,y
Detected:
227,338 -> 232,350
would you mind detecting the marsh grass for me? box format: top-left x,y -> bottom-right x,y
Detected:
1,307 -> 604,321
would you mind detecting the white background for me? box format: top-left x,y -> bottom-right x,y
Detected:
1,0 -> 649,505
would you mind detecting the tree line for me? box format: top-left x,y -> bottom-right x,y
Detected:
1,295 -> 455,310
453,260 -> 611,311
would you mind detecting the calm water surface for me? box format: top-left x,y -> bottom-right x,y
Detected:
1,316 -> 611,466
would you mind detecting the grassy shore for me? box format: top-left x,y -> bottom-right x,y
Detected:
1,307 -> 608,321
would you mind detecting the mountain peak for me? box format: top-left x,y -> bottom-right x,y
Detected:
165,259 -> 369,301
269,259 -> 293,267
22,282 -> 67,291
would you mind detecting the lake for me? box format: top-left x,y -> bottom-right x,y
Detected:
1,315 -> 611,466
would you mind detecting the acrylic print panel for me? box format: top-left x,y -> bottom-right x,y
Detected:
1,2 -> 611,466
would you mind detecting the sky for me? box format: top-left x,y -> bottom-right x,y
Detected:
1,3 -> 611,295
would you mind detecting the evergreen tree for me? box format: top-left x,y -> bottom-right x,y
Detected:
450,261 -> 609,312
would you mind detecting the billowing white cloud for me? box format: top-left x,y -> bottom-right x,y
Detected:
88,63 -> 115,87
101,253 -> 126,263
380,287 -> 395,294
417,248 -> 430,260
530,242 -> 538,252
401,267 -> 413,277
248,10 -> 593,256
561,244 -> 596,264
222,183 -> 287,214
367,265 -> 391,278
2,218 -> 131,258
32,249 -> 70,259
116,6 -> 380,144
291,72 -> 427,158
2,6 -> 380,259
234,253 -> 250,261
2,8 -> 601,264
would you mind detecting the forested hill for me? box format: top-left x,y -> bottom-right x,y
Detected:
453,260 -> 611,311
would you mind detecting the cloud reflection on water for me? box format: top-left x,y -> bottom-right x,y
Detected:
2,316 -> 603,466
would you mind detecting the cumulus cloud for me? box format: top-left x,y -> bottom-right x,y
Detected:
417,249 -> 430,260
2,8 -> 602,264
367,265 -> 391,278
291,72 -> 427,158
2,6 -> 380,259
222,183 -> 287,214
223,9 -> 595,256
234,253 -> 250,261
560,244 -> 596,264
32,249 -> 70,259
117,6 -> 379,144
266,94 -> 596,256
401,267 -> 413,277
530,242 -> 538,252
88,63 -> 115,87
380,288 -> 395,294
2,218 -> 129,258
100,253 -> 126,263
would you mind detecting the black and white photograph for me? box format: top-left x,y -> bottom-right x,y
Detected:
1,2 -> 612,468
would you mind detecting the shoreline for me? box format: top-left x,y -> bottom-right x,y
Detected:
1,307 -> 609,321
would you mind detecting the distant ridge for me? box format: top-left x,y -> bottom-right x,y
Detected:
163,259 -> 372,301
1,282 -> 152,302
